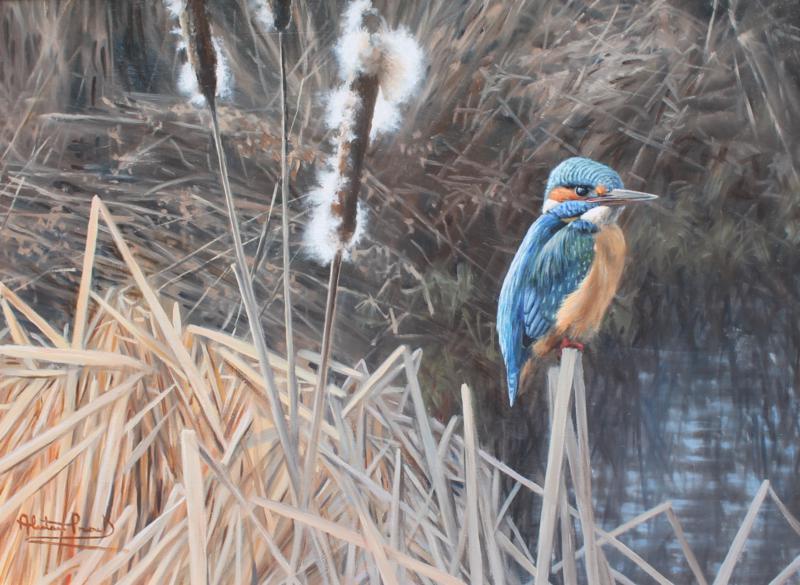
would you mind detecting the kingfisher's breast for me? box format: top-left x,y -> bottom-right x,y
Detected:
554,224 -> 627,339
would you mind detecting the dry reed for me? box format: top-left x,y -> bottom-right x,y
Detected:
2,204 -> 800,583
0,199 -> 521,583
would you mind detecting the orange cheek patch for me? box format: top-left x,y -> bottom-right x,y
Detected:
548,187 -> 580,202
595,184 -> 608,196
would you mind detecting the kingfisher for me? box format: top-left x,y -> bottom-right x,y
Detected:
497,157 -> 658,406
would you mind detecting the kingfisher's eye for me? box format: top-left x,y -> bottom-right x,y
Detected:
575,186 -> 591,197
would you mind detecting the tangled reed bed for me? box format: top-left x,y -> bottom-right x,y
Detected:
2,200 -> 800,584
0,197 -> 498,584
2,0 -> 798,382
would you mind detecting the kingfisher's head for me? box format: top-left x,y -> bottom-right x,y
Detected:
542,157 -> 657,223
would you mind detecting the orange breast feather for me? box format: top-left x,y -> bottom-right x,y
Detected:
555,225 -> 627,341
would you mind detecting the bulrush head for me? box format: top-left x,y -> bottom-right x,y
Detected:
304,0 -> 424,265
248,0 -> 292,34
271,0 -> 291,31
181,0 -> 217,108
166,0 -> 231,107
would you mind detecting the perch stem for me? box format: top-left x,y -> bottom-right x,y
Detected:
573,356 -> 610,584
535,348 -> 578,583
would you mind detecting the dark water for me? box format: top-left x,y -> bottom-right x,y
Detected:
587,349 -> 800,584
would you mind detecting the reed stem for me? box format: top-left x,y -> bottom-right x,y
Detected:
536,348 -> 578,583
279,30 -> 299,449
209,106 -> 301,500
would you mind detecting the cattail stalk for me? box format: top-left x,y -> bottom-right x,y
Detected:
293,38 -> 377,572
276,2 -> 299,452
267,2 -> 311,573
300,2 -> 424,525
182,0 -> 301,498
301,61 -> 381,507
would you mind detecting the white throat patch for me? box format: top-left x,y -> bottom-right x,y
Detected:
581,206 -> 616,225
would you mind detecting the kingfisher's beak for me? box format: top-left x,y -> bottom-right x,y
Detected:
588,188 -> 659,206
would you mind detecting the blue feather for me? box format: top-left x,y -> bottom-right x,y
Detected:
545,157 -> 624,195
497,213 -> 562,404
528,221 -> 596,338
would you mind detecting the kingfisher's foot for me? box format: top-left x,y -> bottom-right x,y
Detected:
559,338 -> 585,353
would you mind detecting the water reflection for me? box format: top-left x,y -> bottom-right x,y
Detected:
588,348 -> 800,583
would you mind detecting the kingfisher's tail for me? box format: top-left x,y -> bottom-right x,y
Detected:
507,357 -> 537,406
506,369 -> 520,407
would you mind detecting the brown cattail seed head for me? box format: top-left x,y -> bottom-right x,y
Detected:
304,0 -> 424,265
332,73 -> 380,244
183,0 -> 217,108
271,0 -> 292,31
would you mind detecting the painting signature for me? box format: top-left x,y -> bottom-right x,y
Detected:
16,512 -> 120,551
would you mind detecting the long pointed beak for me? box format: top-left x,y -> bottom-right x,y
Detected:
588,188 -> 659,206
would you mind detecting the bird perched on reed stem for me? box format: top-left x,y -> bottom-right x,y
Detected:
497,157 -> 659,406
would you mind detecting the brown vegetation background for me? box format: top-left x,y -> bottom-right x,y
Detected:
1,0 -> 799,579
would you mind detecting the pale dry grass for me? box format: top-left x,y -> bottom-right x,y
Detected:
0,197 -> 516,584
1,201 -> 799,584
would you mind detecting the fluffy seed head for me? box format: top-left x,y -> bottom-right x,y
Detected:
304,0 -> 425,265
177,36 -> 231,106
248,0 -> 275,33
165,0 -> 232,107
164,0 -> 185,18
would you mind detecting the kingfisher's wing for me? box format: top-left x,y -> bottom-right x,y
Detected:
497,213 -> 565,403
523,220 -> 597,346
